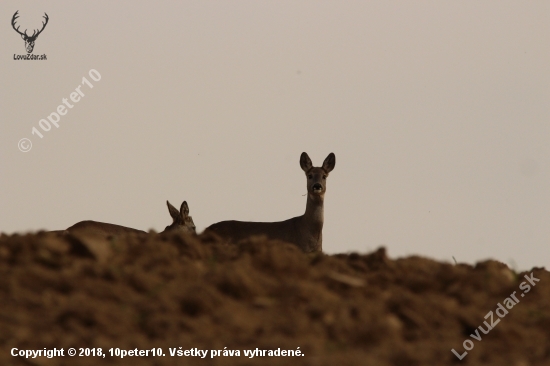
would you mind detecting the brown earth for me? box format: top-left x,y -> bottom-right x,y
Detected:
0,230 -> 548,366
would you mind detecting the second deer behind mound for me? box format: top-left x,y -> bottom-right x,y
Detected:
65,200 -> 196,237
204,152 -> 335,252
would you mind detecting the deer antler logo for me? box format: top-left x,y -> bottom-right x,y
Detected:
11,11 -> 49,54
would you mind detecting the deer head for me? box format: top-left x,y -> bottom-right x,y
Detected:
164,200 -> 196,234
12,11 -> 49,53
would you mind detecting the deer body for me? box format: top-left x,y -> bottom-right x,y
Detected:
204,152 -> 335,252
65,201 -> 195,237
65,221 -> 146,236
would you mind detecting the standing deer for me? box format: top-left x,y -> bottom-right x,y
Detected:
204,152 -> 335,252
65,200 -> 195,237
11,11 -> 49,53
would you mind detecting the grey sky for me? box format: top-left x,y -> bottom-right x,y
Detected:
1,1 -> 549,271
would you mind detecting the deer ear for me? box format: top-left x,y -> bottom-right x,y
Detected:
300,152 -> 312,172
322,153 -> 335,173
181,201 -> 189,217
21,34 -> 26,40
166,200 -> 180,222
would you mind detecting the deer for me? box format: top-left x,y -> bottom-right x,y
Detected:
163,200 -> 196,234
64,200 -> 196,237
11,11 -> 49,53
203,152 -> 335,252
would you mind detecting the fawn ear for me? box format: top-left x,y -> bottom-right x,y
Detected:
322,153 -> 335,173
181,201 -> 189,217
166,200 -> 180,222
300,152 -> 312,172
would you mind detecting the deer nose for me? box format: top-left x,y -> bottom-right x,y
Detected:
312,183 -> 323,191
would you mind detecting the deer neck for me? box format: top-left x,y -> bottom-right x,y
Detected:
303,193 -> 324,233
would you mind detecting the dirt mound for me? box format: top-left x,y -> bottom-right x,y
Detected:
0,231 -> 548,365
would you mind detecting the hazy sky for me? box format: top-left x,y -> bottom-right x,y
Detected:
1,1 -> 548,271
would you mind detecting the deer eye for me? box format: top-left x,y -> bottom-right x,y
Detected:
307,174 -> 313,179
323,175 -> 327,179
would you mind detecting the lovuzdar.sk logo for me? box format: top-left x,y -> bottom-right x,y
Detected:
12,10 -> 48,60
